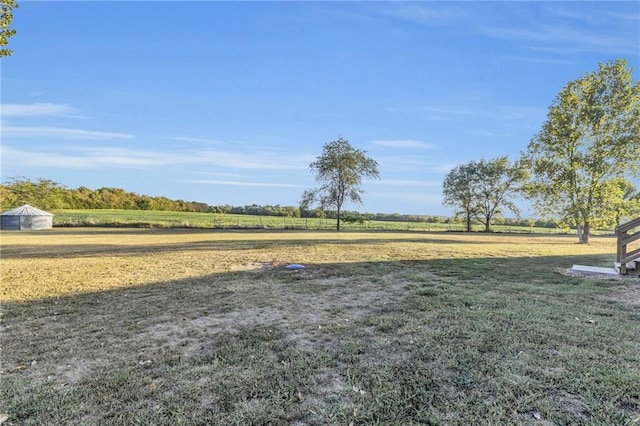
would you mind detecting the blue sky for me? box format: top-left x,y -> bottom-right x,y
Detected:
1,1 -> 638,216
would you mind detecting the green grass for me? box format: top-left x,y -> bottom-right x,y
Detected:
51,208 -> 610,235
1,230 -> 638,424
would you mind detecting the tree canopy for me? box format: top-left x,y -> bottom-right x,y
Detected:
442,157 -> 525,232
442,162 -> 477,232
300,138 -> 379,231
522,59 -> 640,243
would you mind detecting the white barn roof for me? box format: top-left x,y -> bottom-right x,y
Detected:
1,204 -> 53,216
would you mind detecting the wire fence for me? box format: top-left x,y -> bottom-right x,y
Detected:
52,211 -> 618,236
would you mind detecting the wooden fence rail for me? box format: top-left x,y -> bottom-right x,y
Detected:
616,217 -> 640,274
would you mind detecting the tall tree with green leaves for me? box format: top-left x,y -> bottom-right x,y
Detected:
442,163 -> 478,232
1,0 -> 18,57
442,157 -> 525,232
471,157 -> 527,232
301,137 -> 379,231
522,59 -> 640,243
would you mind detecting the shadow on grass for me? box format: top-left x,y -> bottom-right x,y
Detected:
1,228 -> 602,260
2,253 -> 638,424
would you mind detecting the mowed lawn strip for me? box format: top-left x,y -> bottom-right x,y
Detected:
1,229 -> 638,424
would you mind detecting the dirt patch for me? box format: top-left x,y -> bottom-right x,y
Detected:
603,284 -> 640,308
235,262 -> 275,272
144,270 -> 412,358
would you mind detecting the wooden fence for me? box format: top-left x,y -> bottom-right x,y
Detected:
616,217 -> 640,274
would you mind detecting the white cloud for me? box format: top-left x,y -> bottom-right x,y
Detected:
2,146 -> 166,168
2,126 -> 134,140
182,179 -> 306,189
371,139 -> 434,149
1,144 -> 312,171
1,102 -> 77,117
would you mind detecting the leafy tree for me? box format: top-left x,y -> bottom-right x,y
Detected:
442,157 -> 525,232
609,178 -> 640,226
301,137 -> 379,231
472,157 -> 527,232
442,163 -> 478,232
1,0 -> 18,57
211,204 -> 232,215
522,59 -> 640,243
3,177 -> 66,210
0,185 -> 17,210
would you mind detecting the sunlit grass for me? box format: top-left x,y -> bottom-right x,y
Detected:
1,229 -> 615,302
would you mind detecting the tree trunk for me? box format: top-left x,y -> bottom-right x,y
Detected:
576,222 -> 591,243
466,213 -> 471,232
581,222 -> 590,244
484,218 -> 491,233
336,207 -> 341,231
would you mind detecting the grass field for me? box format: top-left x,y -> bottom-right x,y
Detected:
1,229 -> 639,425
52,209 -> 596,235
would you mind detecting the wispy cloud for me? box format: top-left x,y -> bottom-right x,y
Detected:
371,139 -> 434,149
376,3 -> 468,25
182,179 -> 306,189
1,102 -> 78,117
481,23 -> 638,56
498,4 -> 634,56
378,2 -> 638,56
191,150 -> 310,170
1,144 -> 312,171
3,126 -> 134,140
2,146 -> 167,168
517,56 -> 581,66
545,4 -> 639,26
609,11 -> 640,22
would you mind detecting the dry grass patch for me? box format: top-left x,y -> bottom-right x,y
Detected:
1,229 -> 638,424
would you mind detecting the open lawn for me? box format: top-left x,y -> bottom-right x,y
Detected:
1,229 -> 639,425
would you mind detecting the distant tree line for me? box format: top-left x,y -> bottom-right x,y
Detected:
0,177 -> 209,213
1,176 -> 568,229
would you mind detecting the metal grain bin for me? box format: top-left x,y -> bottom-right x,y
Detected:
0,205 -> 54,230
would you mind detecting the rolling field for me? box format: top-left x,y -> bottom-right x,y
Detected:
1,229 -> 639,424
52,209 -> 588,234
